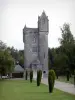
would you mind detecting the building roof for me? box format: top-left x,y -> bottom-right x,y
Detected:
13,64 -> 24,73
23,27 -> 38,33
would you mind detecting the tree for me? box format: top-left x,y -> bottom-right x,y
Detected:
19,56 -> 24,67
48,70 -> 56,93
0,49 -> 14,78
37,70 -> 42,86
18,50 -> 24,68
30,70 -> 33,83
59,23 -> 75,46
10,47 -> 19,62
0,40 -> 7,50
59,23 -> 75,72
0,50 -> 5,77
48,48 -> 54,70
4,50 -> 14,77
54,53 -> 68,71
48,23 -> 75,75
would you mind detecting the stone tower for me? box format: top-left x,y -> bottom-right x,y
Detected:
23,11 -> 49,78
38,11 -> 49,76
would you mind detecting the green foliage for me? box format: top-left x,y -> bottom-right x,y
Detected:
7,47 -> 24,67
48,23 -> 75,74
0,49 -> 14,77
39,70 -> 42,82
37,71 -> 39,86
37,70 -> 42,86
56,70 -> 60,79
25,70 -> 28,80
74,70 -> 75,86
59,23 -> 75,72
74,70 -> 75,75
48,74 -> 53,93
19,56 -> 24,67
30,70 -> 33,83
0,40 -> 24,78
48,70 -> 56,93
48,48 -> 51,70
59,23 -> 74,45
54,53 -> 68,73
49,70 -> 56,86
48,48 -> 54,70
66,68 -> 70,81
0,40 -> 7,50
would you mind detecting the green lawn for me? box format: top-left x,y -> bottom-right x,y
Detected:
56,76 -> 74,84
0,80 -> 75,100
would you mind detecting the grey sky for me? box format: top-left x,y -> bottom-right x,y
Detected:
0,0 -> 75,50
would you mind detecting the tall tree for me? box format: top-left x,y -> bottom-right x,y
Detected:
0,46 -> 14,78
59,23 -> 75,46
59,23 -> 75,72
48,48 -> 54,70
0,40 -> 7,50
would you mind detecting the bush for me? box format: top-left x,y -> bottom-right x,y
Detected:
37,71 -> 39,86
37,70 -> 42,86
48,69 -> 56,93
49,70 -> 56,86
74,70 -> 75,86
66,68 -> 70,81
56,70 -> 59,79
25,70 -> 28,80
39,70 -> 42,82
30,70 -> 33,83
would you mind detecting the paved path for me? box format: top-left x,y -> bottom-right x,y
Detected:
41,78 -> 75,95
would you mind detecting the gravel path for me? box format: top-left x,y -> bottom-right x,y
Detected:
41,78 -> 75,95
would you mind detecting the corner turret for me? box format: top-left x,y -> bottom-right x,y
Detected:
38,11 -> 49,34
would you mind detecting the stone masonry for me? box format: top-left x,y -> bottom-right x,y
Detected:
23,11 -> 49,78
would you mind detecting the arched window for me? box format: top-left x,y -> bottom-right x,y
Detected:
44,53 -> 45,58
33,35 -> 36,43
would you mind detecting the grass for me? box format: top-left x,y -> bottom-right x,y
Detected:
0,79 -> 75,100
56,76 -> 74,84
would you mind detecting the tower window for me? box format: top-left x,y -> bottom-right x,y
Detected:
33,35 -> 36,43
44,53 -> 45,58
42,18 -> 45,24
32,47 -> 37,52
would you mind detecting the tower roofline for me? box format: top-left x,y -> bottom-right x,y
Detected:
41,10 -> 47,17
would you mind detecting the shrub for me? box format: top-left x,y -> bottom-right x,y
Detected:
48,69 -> 56,93
66,68 -> 70,81
49,70 -> 56,86
39,70 -> 42,82
30,70 -> 33,83
25,70 -> 28,80
74,70 -> 75,75
56,70 -> 59,79
48,74 -> 53,93
37,70 -> 42,86
74,70 -> 75,86
37,71 -> 39,86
